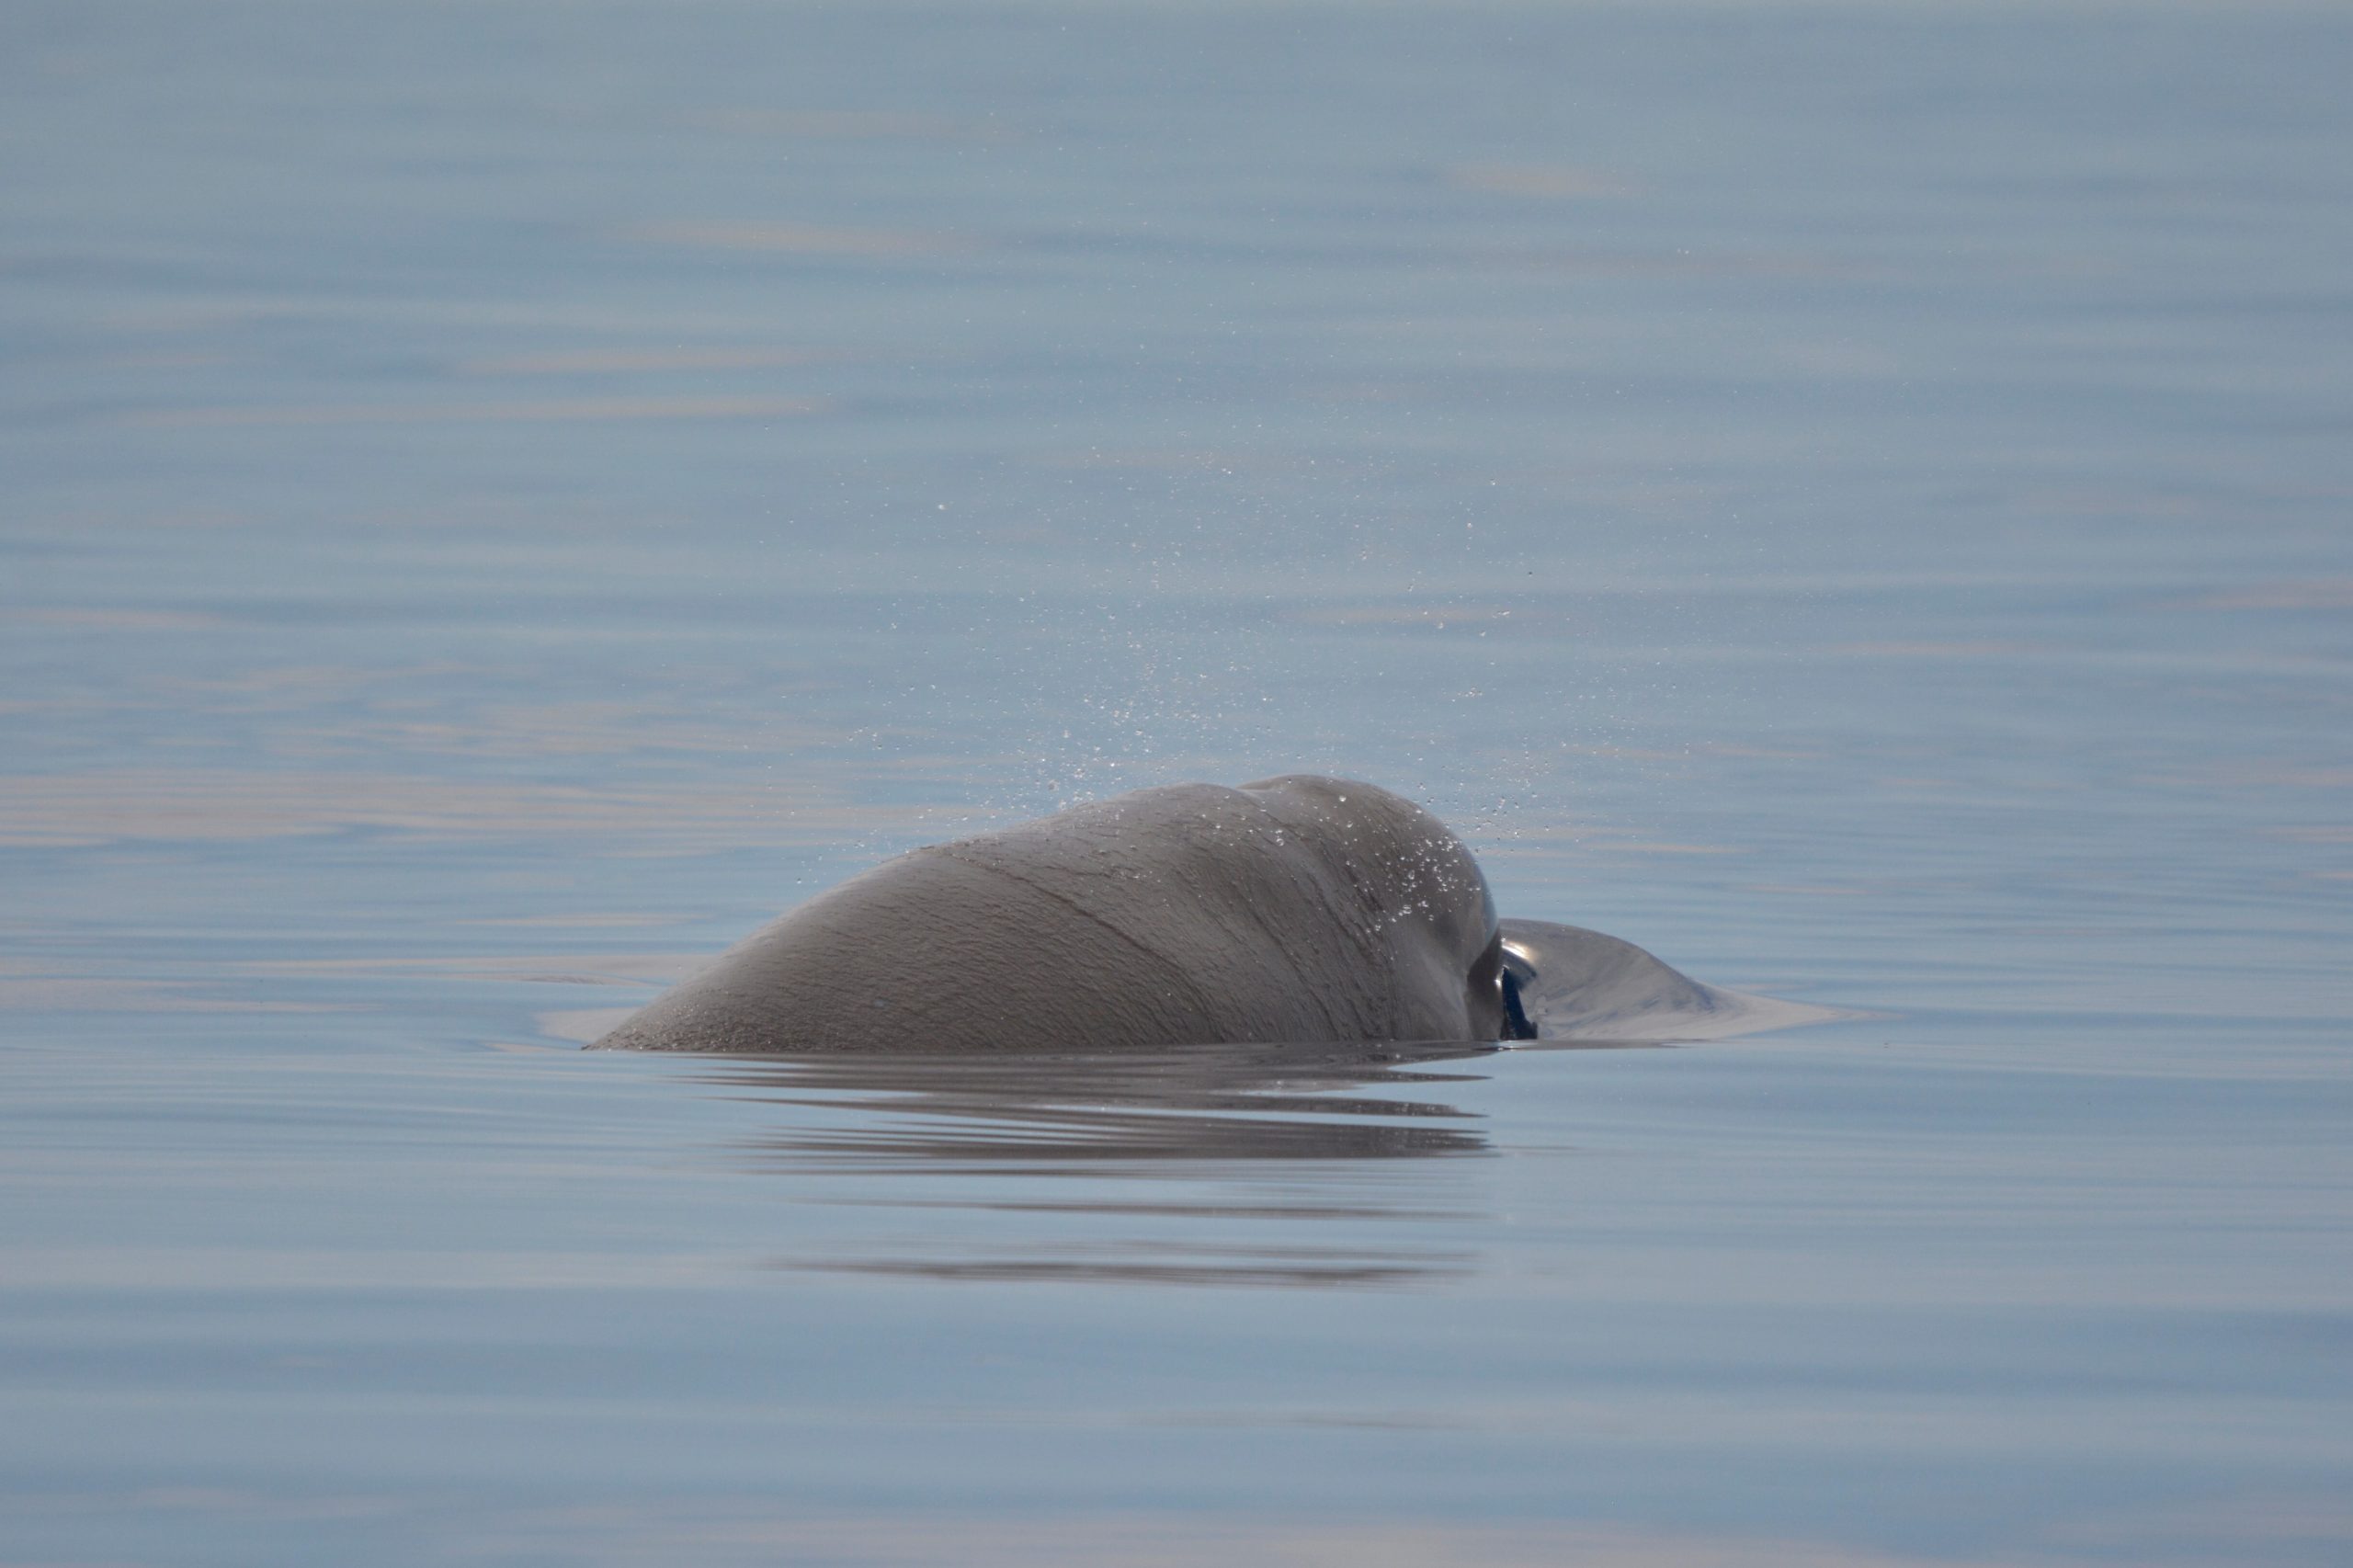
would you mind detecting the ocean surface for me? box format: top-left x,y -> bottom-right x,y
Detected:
4,3 -> 2350,1563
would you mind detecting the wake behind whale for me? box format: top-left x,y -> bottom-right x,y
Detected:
592,775 -> 1829,1054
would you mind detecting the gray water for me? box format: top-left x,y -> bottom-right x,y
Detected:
5,3 -> 2350,1563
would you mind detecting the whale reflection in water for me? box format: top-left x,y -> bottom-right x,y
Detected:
685,1037 -> 1624,1290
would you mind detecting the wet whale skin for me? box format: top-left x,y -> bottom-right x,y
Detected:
594,775 -> 1514,1053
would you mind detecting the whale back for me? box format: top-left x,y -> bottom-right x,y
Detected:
1498,918 -> 1842,1040
594,776 -> 1507,1052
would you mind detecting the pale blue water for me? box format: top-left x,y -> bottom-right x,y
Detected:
4,3 -> 2350,1564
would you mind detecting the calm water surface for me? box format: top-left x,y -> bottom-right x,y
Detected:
4,3 -> 2350,1563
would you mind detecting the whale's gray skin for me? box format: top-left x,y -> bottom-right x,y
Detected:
1498,919 -> 1733,1039
1490,918 -> 1846,1040
594,775 -> 1522,1053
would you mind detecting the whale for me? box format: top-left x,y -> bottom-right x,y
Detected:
591,774 -> 1817,1053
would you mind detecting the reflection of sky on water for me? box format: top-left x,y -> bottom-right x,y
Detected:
4,1 -> 2352,1564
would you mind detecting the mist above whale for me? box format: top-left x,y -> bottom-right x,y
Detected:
591,775 -> 1821,1053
